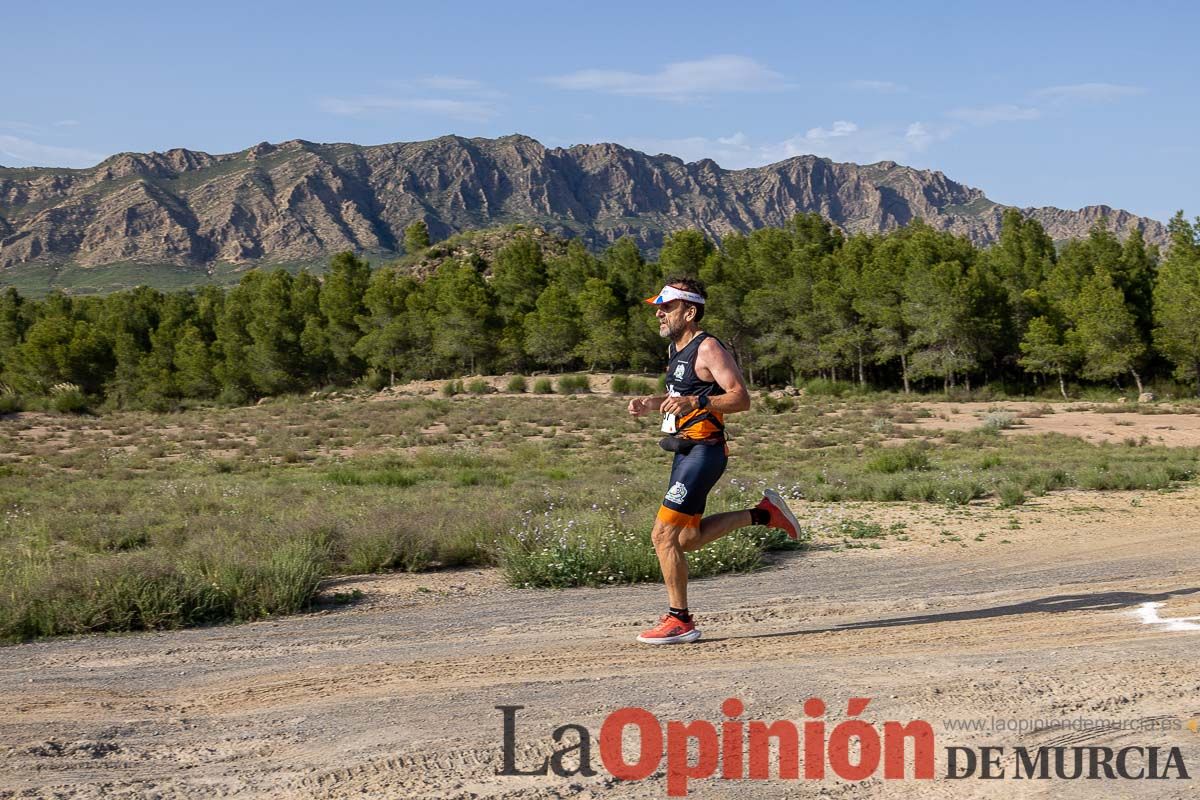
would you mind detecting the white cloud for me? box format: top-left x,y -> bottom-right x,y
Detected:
847,79 -> 907,93
624,120 -> 955,170
903,122 -> 957,152
624,135 -> 746,164
804,120 -> 859,141
0,135 -> 102,168
0,120 -> 40,134
322,74 -> 501,121
417,76 -> 483,91
318,95 -> 498,122
1032,83 -> 1147,103
904,122 -> 934,151
611,79 -> 1137,171
52,119 -> 81,128
544,55 -> 787,99
946,104 -> 1041,125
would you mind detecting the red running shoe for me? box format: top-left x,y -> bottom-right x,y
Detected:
637,614 -> 701,644
756,488 -> 801,539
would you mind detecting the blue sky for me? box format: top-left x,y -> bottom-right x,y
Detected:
1,0 -> 1195,222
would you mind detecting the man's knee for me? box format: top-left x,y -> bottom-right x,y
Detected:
653,507 -> 700,549
651,521 -> 681,550
677,527 -> 705,552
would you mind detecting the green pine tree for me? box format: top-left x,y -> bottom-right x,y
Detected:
1019,315 -> 1076,399
429,258 -> 495,374
174,322 -> 218,398
1152,213 -> 1200,393
404,220 -> 431,253
319,252 -> 371,381
524,283 -> 581,370
573,277 -> 626,369
354,269 -> 421,386
658,230 -> 714,277
1069,269 -> 1146,392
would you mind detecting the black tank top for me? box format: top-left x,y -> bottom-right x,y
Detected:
666,332 -> 727,440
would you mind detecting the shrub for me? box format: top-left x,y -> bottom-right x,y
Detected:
533,377 -> 554,394
837,519 -> 885,539
342,517 -> 432,574
864,443 -> 930,473
1025,468 -> 1069,496
977,452 -> 1004,469
49,383 -> 89,414
1019,404 -> 1055,419
440,379 -> 464,397
507,375 -> 528,393
761,394 -> 795,414
947,385 -> 999,403
556,374 -> 590,394
609,375 -> 657,395
0,391 -> 21,415
981,411 -> 1020,431
326,466 -> 426,487
801,378 -> 856,397
467,378 -> 492,395
217,385 -> 250,406
452,467 -> 513,487
359,370 -> 389,391
938,479 -> 986,505
247,533 -> 331,616
740,525 -> 809,551
499,511 -> 767,588
997,483 -> 1027,507
0,531 -> 330,642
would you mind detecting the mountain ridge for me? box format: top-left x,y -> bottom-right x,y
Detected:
0,133 -> 1169,281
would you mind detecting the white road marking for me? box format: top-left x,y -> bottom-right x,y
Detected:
1134,601 -> 1200,631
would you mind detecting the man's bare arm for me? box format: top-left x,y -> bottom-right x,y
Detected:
698,337 -> 751,413
628,394 -> 667,416
660,338 -> 751,416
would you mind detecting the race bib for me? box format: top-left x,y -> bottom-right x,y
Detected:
661,386 -> 680,433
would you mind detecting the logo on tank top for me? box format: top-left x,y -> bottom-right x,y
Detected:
665,482 -> 688,504
673,363 -> 686,380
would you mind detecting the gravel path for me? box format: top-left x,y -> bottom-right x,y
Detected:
3,488 -> 1199,799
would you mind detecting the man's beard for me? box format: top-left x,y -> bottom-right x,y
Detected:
659,318 -> 686,339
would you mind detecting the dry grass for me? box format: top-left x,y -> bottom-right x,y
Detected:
2,392 -> 1198,641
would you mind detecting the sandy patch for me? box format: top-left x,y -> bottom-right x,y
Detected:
903,401 -> 1200,447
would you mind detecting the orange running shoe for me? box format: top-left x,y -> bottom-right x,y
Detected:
637,614 -> 701,644
756,488 -> 801,539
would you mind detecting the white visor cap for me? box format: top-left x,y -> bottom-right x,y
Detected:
644,285 -> 705,305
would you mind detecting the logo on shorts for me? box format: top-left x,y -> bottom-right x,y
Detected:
666,481 -> 688,504
673,363 -> 686,380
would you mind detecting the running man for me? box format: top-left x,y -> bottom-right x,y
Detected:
628,276 -> 801,644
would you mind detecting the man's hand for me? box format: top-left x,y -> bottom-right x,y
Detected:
628,395 -> 667,416
660,395 -> 699,416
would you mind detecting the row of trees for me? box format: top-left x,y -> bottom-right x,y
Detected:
2,210 -> 1200,409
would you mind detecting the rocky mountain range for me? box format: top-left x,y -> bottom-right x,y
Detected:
0,134 -> 1169,287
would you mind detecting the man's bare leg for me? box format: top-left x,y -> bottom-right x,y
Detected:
652,510 -> 755,607
651,519 -> 692,609
678,510 -> 752,552
640,494 -> 800,643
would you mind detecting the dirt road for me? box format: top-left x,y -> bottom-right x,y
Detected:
3,487 -> 1199,799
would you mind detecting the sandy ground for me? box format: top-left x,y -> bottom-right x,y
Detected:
903,401 -> 1200,447
3,483 -> 1200,798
